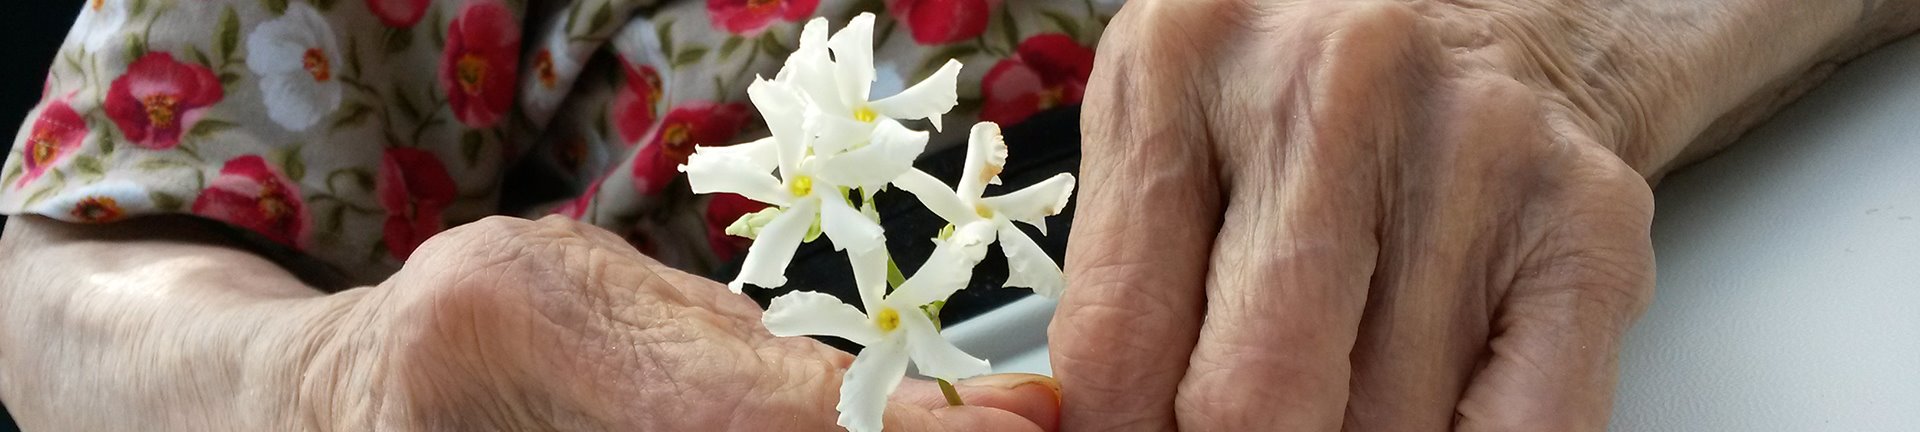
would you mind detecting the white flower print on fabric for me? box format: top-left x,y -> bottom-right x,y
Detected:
31,179 -> 153,224
244,3 -> 344,132
71,0 -> 129,53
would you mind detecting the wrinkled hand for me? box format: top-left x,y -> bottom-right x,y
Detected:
312,216 -> 1062,430
1051,1 -> 1662,430
0,216 -> 1061,431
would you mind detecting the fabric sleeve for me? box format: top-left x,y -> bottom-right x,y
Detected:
0,0 -> 614,280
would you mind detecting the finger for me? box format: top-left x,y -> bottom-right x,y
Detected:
1343,77 -> 1549,429
884,405 -> 1046,432
1047,1 -> 1223,430
893,374 -> 1062,430
1178,3 -> 1440,429
1454,145 -> 1657,431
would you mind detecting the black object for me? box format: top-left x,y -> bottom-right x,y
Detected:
717,106 -> 1083,352
0,3 -> 79,430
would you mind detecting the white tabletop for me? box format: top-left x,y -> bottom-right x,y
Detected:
944,35 -> 1920,431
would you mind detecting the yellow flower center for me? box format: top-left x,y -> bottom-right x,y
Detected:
787,175 -> 814,197
1037,87 -> 1066,109
71,196 -> 124,222
28,131 -> 58,167
661,123 -> 696,163
534,50 -> 557,89
747,0 -> 781,13
303,48 -> 332,82
663,123 -> 691,146
974,202 -> 994,219
874,307 -> 901,332
258,187 -> 293,220
852,106 -> 878,123
141,94 -> 179,127
456,54 -> 488,95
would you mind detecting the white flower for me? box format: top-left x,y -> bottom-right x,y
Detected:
34,179 -> 153,223
245,4 -> 344,132
72,0 -> 128,54
779,14 -> 964,157
682,77 -> 929,292
520,32 -> 584,124
890,123 -> 1077,298
761,223 -> 998,432
612,20 -> 671,79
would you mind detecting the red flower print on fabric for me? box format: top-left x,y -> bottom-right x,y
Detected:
440,1 -> 520,128
631,102 -> 750,195
19,101 -> 88,189
613,59 -> 666,146
105,52 -> 223,150
707,0 -> 819,35
367,0 -> 430,28
70,196 -> 127,223
192,155 -> 310,248
886,0 -> 998,45
377,147 -> 457,261
981,34 -> 1094,126
705,193 -> 769,262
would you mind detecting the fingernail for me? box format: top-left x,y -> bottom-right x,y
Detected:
960,373 -> 1061,400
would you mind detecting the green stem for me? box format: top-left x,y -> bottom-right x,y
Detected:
937,379 -> 965,407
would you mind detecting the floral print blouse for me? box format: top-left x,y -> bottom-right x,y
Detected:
3,0 -> 1119,280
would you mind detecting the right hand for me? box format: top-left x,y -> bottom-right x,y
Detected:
0,216 -> 1062,431
1052,0 -> 1920,430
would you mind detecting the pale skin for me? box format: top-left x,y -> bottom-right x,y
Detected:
2,0 -> 1917,431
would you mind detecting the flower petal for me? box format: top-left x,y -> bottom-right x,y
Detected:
981,173 -> 1076,235
898,309 -> 991,380
889,169 -> 974,226
682,142 -> 792,207
849,246 -> 890,311
996,222 -> 1066,298
828,13 -> 878,107
806,110 -> 872,155
888,221 -> 995,307
815,118 -> 927,190
729,199 -> 817,292
837,338 -> 909,432
869,59 -> 961,131
764,291 -> 883,345
781,19 -> 846,114
691,136 -> 779,173
956,122 -> 1008,201
818,190 -> 884,254
746,78 -> 811,176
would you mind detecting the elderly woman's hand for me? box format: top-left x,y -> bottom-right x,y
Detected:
0,216 -> 1060,431
1051,0 -> 1920,430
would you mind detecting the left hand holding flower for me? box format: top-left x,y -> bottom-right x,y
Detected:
0,216 -> 1061,431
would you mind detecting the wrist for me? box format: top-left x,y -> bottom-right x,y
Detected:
1432,0 -> 1912,178
0,216 -> 340,430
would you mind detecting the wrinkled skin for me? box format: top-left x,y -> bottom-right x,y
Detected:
0,216 -> 1060,431
7,0 -> 1920,430
1052,0 -> 1920,430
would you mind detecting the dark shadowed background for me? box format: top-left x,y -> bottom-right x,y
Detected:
0,2 -> 79,430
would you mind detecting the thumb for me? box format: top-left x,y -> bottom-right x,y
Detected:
888,374 -> 1062,431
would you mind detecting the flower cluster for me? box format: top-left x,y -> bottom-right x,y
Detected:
680,13 -> 1075,432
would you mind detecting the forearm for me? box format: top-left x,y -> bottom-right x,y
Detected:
1421,0 -> 1920,179
0,216 -> 351,430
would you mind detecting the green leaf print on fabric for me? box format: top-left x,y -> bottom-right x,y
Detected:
217,7 -> 240,61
